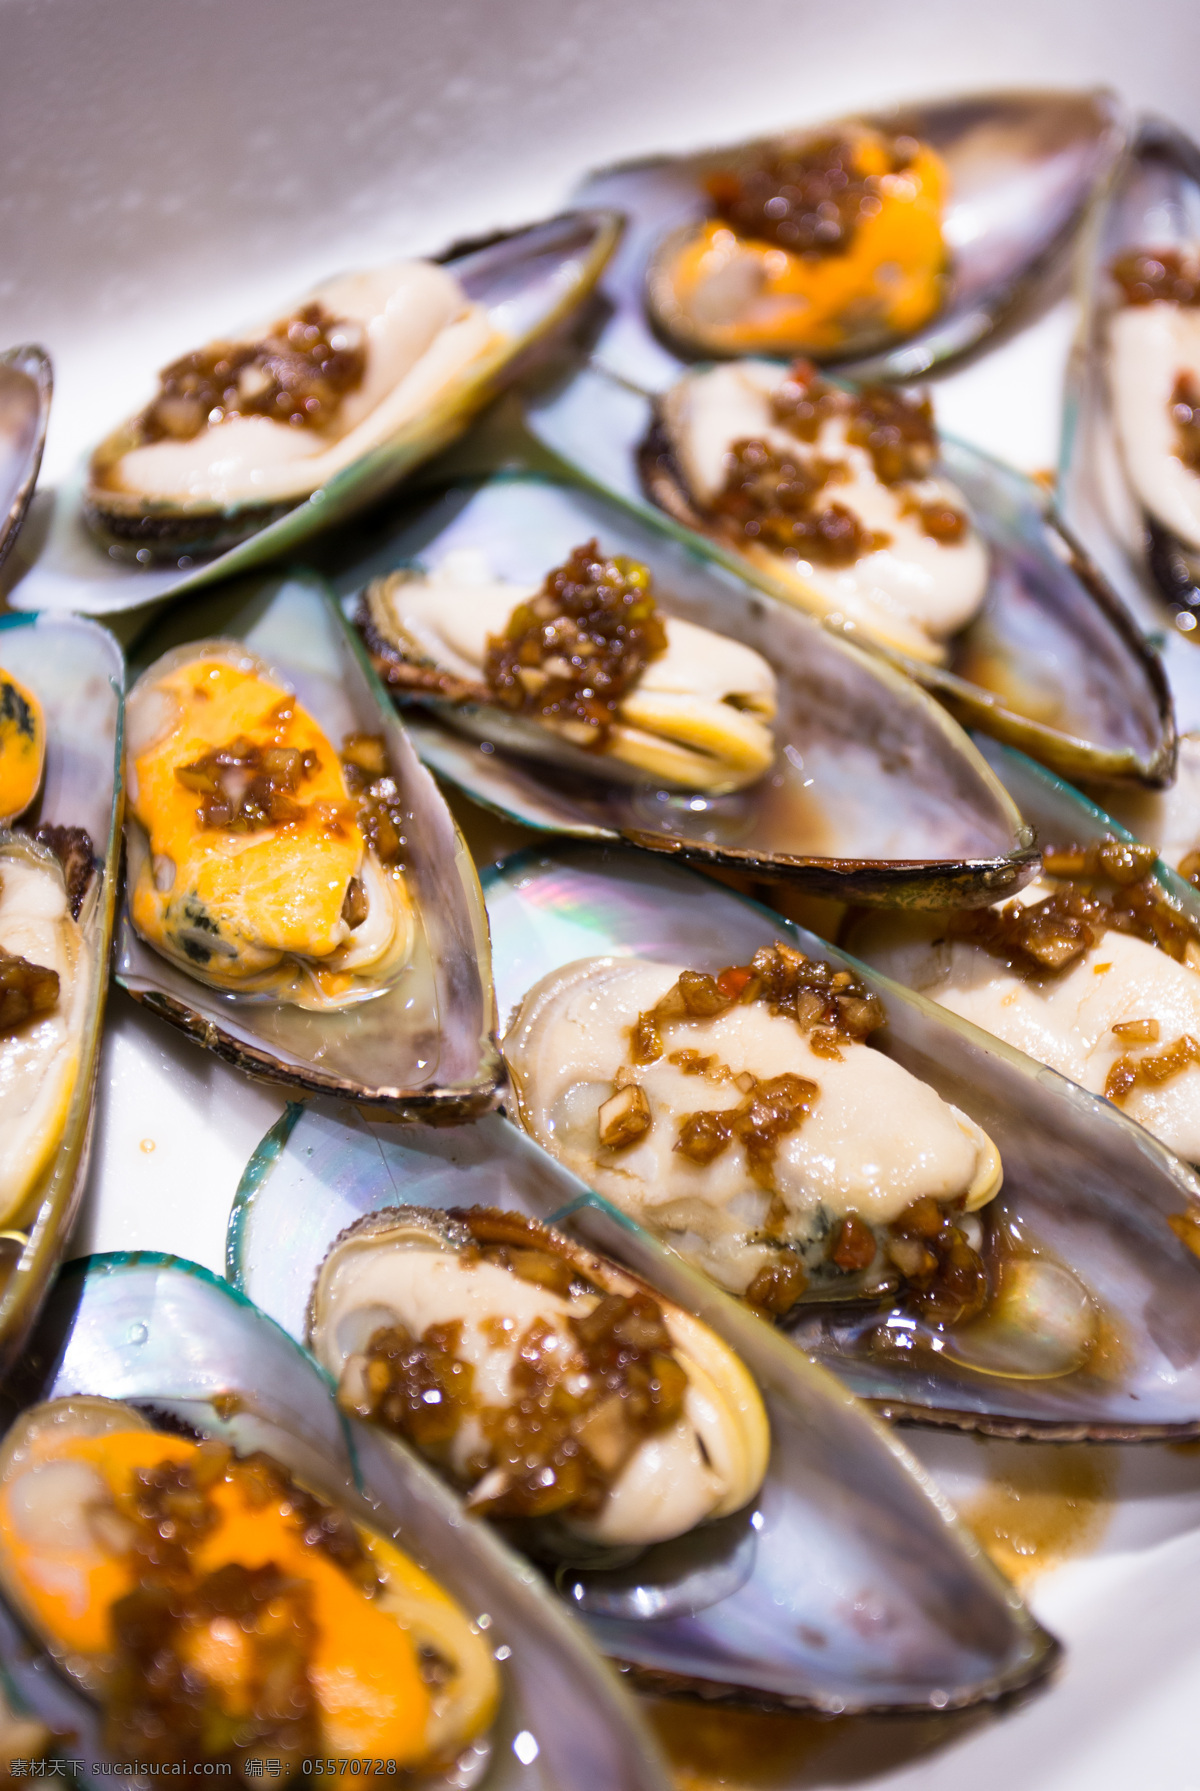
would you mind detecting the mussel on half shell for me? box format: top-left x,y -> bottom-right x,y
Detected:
485,842 -> 1200,1439
572,88 -> 1124,384
345,467 -> 1037,908
526,360 -> 1175,787
229,1099 -> 1057,1712
0,613 -> 122,1376
1060,116 -> 1200,724
5,211 -> 621,618
0,1252 -> 671,1789
116,570 -> 501,1117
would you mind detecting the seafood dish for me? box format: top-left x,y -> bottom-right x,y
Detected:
125,641 -> 414,1008
487,843 -> 1200,1436
0,615 -> 122,1374
646,123 -> 950,363
311,1205 -> 769,1553
644,357 -> 988,663
363,540 -> 777,793
116,571 -> 500,1116
347,468 -> 1038,906
230,1099 -> 1056,1712
0,1251 -> 672,1789
527,360 -> 1174,785
506,945 -> 999,1317
574,89 -> 1123,382
848,838 -> 1200,1163
0,1395 -> 499,1774
7,211 -> 621,618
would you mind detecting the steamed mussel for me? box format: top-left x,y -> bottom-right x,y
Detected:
644,357 -> 987,663
362,538 -> 777,794
0,1396 -> 499,1778
849,835 -> 1200,1163
575,89 -> 1123,381
125,639 -> 413,1009
309,1205 -> 769,1557
505,943 -> 1000,1321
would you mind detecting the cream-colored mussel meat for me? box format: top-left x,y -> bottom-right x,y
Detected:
88,260 -> 499,539
1107,248 -> 1200,554
651,359 -> 989,663
505,944 -> 1000,1318
0,836 -> 90,1226
310,1207 -> 769,1551
849,840 -> 1200,1161
364,540 -> 777,793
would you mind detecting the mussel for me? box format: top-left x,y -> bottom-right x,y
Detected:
343,466 -> 1037,907
309,1205 -> 769,1554
573,89 -> 1123,382
506,948 -> 1000,1315
0,1251 -> 670,1788
0,1396 -> 499,1775
527,360 -> 1175,786
116,570 -> 501,1116
1060,118 -> 1200,647
6,211 -> 621,618
485,842 -> 1200,1438
230,1099 -> 1057,1711
0,613 -> 122,1375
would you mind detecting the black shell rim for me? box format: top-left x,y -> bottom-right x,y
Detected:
638,409 -> 1177,789
875,1398 -> 1200,1442
120,984 -> 506,1122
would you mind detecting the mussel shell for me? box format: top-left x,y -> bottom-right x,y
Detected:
115,569 -> 502,1117
573,89 -> 1124,384
230,1099 -> 1057,1713
482,841 -> 1200,1440
0,613 -> 122,1378
346,467 -> 1036,907
1060,116 -> 1200,729
4,210 -> 621,618
0,1252 -> 669,1788
527,362 -> 1175,788
0,348 -> 50,572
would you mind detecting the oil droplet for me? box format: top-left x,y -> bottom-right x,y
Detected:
961,1441 -> 1110,1587
127,1322 -> 148,1346
139,1138 -> 156,1154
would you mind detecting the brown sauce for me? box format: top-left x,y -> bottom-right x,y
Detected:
140,302 -> 366,445
342,1209 -> 689,1523
960,1441 -> 1111,1587
706,132 -> 920,259
482,540 -> 668,751
1110,247 -> 1200,307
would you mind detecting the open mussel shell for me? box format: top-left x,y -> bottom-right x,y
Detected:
527,362 -> 1175,788
229,1099 -> 1056,1713
0,613 -> 122,1377
4,211 -> 621,619
482,841 -> 1200,1439
345,467 -> 1035,907
1060,117 -> 1200,730
573,89 -> 1124,385
115,568 -> 502,1116
0,1252 -> 670,1787
0,347 -> 51,570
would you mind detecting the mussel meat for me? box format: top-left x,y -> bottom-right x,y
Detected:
310,1205 -> 769,1556
124,640 -> 413,1009
848,837 -> 1200,1162
362,539 -> 777,793
0,1395 -> 498,1776
86,262 -> 499,557
645,358 -> 987,662
505,944 -> 1001,1320
646,124 -> 949,362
